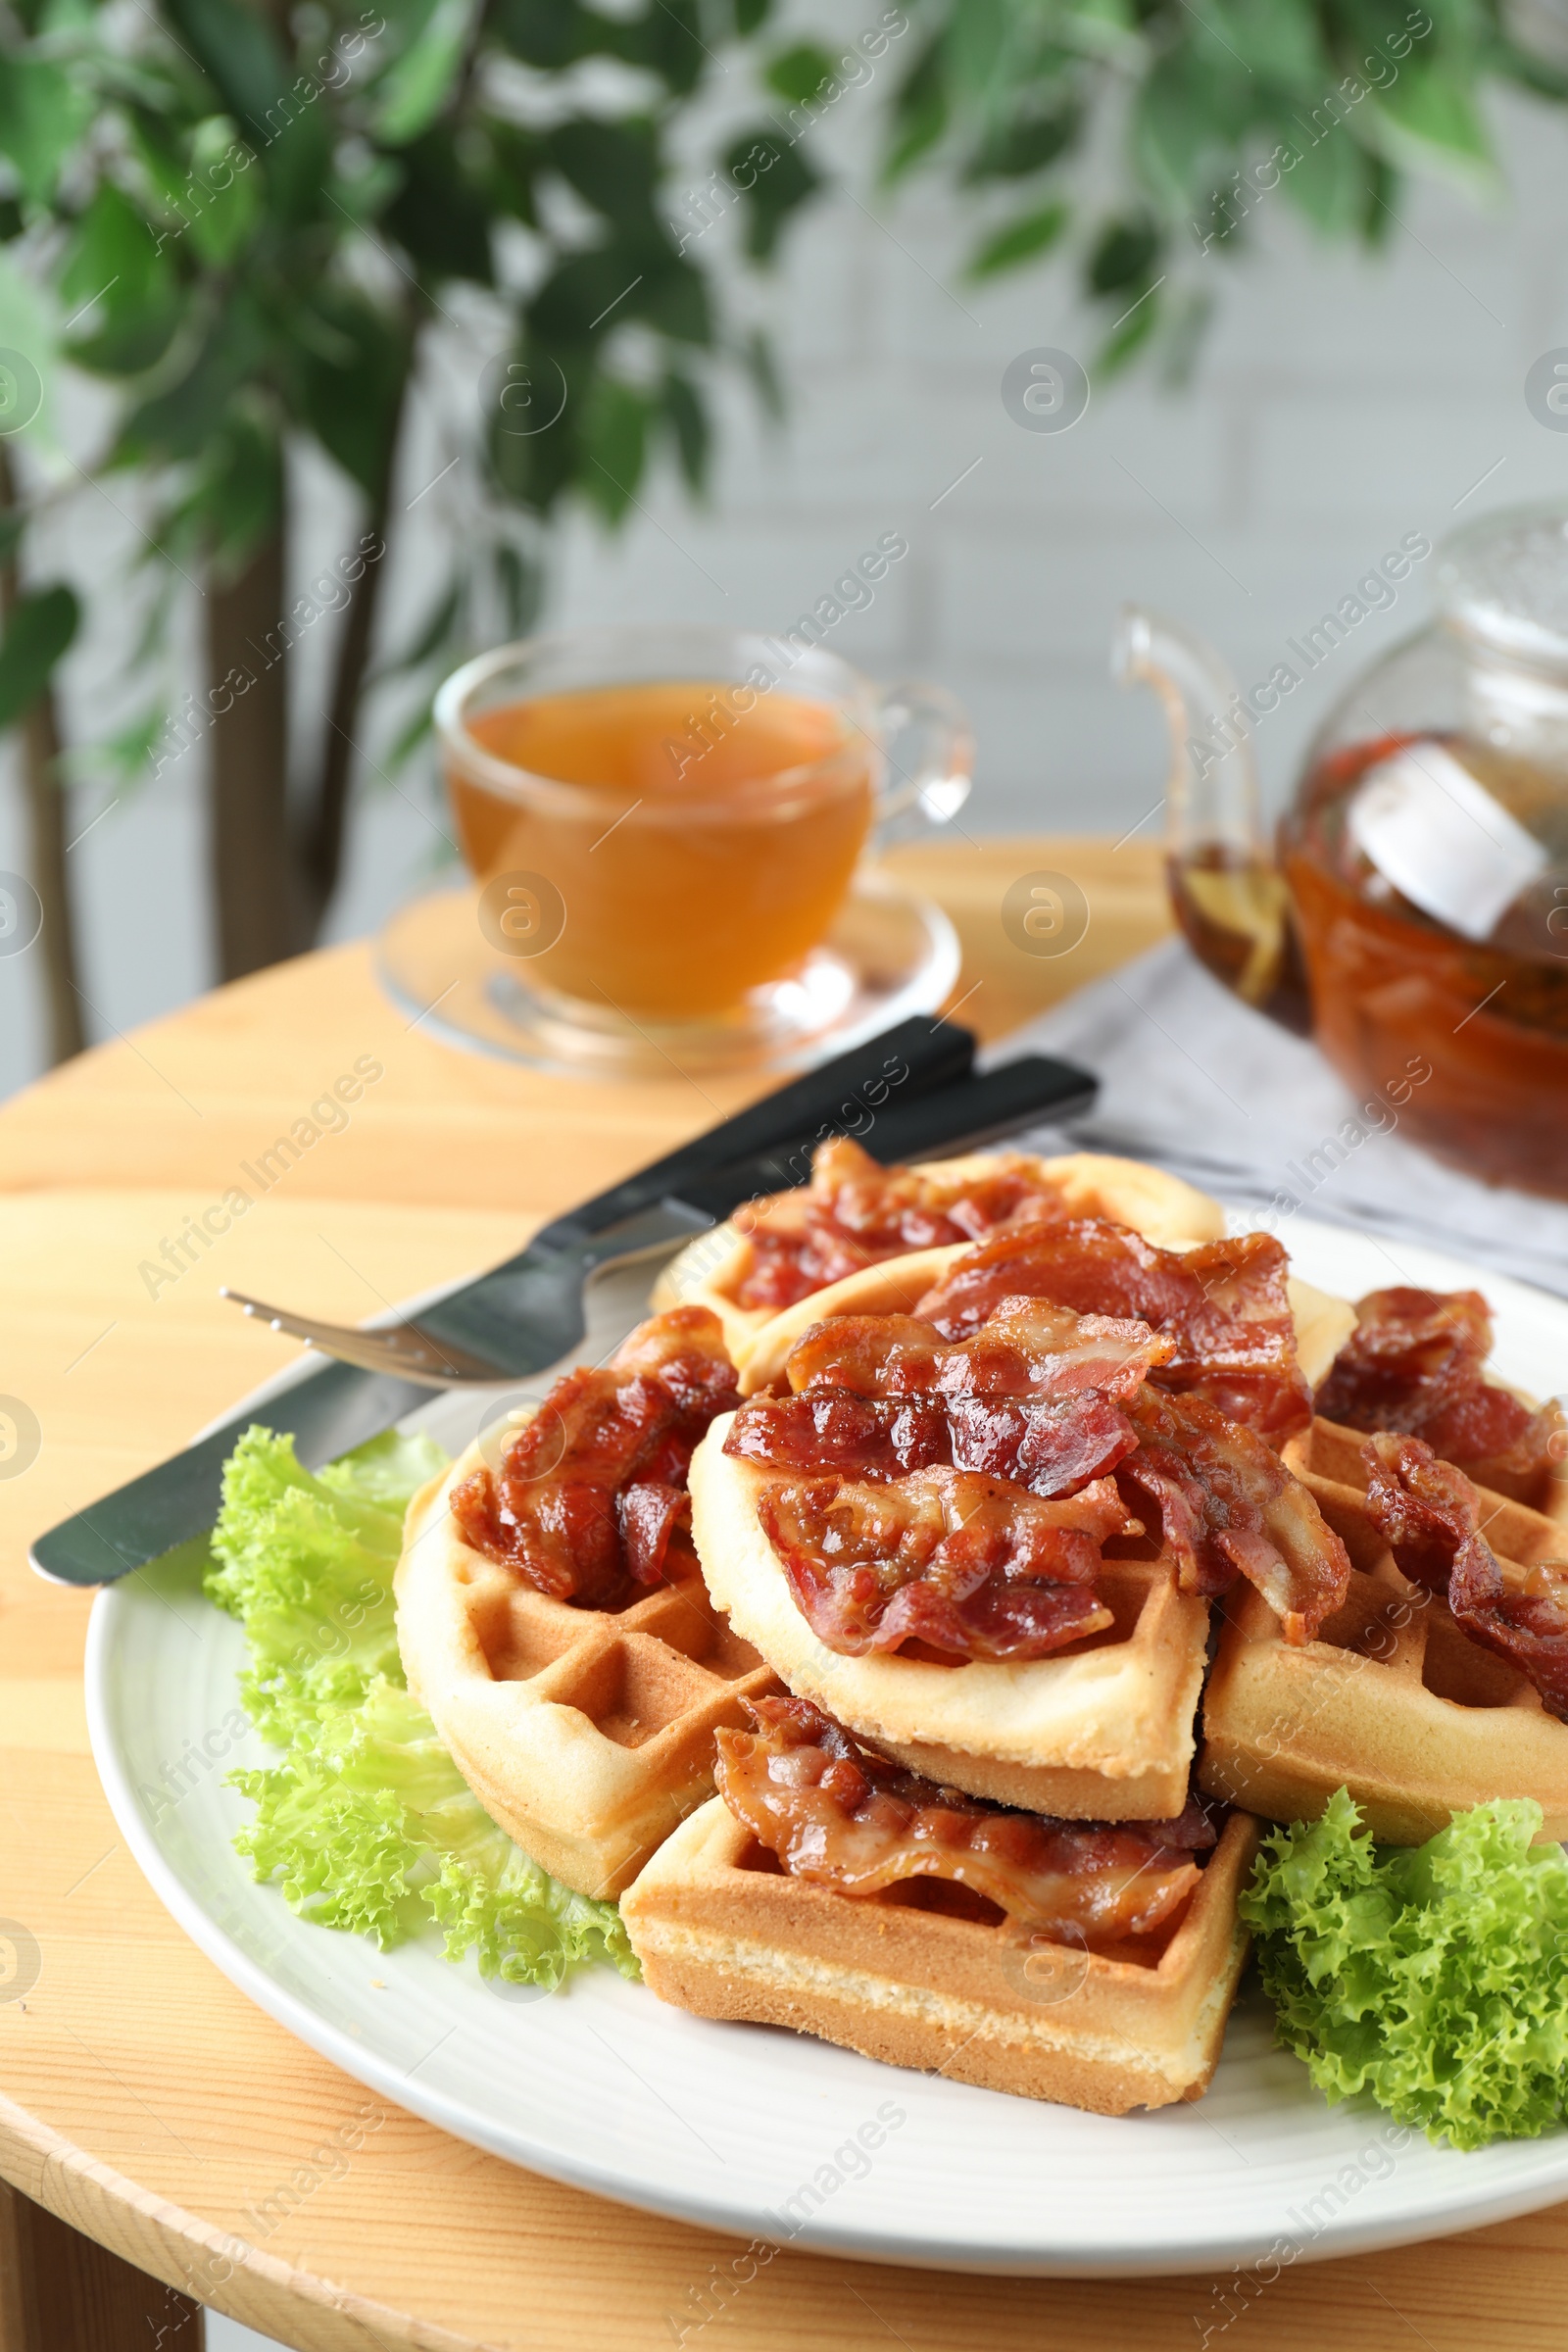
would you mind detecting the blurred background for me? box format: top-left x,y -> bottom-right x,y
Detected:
4,0 -> 1568,1100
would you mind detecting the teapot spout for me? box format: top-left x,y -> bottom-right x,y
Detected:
1111,609 -> 1264,860
1112,606 -> 1307,1027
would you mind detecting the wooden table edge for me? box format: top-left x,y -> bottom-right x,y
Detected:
0,2087 -> 482,2351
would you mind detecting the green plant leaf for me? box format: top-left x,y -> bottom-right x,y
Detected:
162,0 -> 292,137
61,183 -> 182,376
764,41 -> 836,108
613,0 -> 707,97
490,0 -> 591,70
633,255 -> 710,343
946,0 -> 1010,103
1276,111 -> 1377,237
662,370 -> 707,492
1087,213 -> 1160,295
1490,33 -> 1568,104
384,126 -> 494,279
373,0 -> 478,146
580,376 -> 649,520
967,199 -> 1068,278
962,95 -> 1079,182
1363,62 -> 1501,199
380,577 -> 464,677
479,118 -> 540,223
546,117 -> 660,229
0,583 -> 78,732
741,323 -> 784,422
0,58 -> 93,206
297,287 -> 408,495
0,246 -> 57,446
1132,52 -> 1242,207
1093,279 -> 1160,377
182,408 -> 284,576
882,31 -> 949,180
1202,0 -> 1326,88
185,117 -> 263,266
722,127 -> 821,264
491,536 -> 541,634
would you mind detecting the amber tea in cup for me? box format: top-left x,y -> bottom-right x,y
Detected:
435,627 -> 971,1054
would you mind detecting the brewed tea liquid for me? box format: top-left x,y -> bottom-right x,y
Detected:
450,681 -> 873,1019
1281,732 -> 1568,1198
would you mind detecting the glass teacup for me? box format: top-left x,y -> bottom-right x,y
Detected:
433,624 -> 972,1068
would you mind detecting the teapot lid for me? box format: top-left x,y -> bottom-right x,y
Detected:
1437,501 -> 1568,674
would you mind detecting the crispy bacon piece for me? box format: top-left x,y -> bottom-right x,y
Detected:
1361,1433 -> 1568,1721
1360,1430 -> 1481,1595
715,1695 -> 1211,1939
915,1219 -> 1312,1446
726,1297 -> 1163,1501
1319,1288 -> 1563,1507
449,1306 -> 740,1607
732,1136 -> 1072,1311
755,1468 -> 1138,1659
783,1298 -> 1173,1404
1117,1389 -> 1350,1644
1449,1546 -> 1568,1725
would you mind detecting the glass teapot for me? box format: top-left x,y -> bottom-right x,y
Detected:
1114,502 -> 1568,1201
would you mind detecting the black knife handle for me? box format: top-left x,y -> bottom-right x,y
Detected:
668,1054 -> 1098,1222
534,1013 -> 976,1250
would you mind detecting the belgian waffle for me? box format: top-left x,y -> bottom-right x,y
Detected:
1200,1415 -> 1568,1844
395,1427 -> 777,1899
653,1150 -> 1227,1360
689,1415 -> 1211,1819
621,1798 -> 1260,2114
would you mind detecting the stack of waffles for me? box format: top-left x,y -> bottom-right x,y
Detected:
393,1134 -> 1568,2119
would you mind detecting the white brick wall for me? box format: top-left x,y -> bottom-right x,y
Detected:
6,79 -> 1568,1095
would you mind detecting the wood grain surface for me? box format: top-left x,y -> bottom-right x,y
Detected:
2,837 -> 1559,2352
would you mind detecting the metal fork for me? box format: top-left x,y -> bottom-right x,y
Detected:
216,1051 -> 1101,1395
219,1288 -> 517,1386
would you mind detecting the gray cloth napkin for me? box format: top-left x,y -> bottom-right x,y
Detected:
994,939 -> 1568,1302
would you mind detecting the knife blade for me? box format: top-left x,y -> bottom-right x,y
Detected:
29,1027 -> 1096,1588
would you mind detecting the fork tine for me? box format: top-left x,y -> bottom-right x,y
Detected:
218,1288 -> 507,1386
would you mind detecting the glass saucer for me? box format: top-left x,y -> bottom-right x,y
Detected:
374,868 -> 961,1080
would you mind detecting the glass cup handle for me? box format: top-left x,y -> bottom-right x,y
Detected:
873,682 -> 975,828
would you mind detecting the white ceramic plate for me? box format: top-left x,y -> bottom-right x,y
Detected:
84,1218 -> 1568,2278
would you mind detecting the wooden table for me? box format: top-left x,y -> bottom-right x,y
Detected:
0,835 -> 1558,2352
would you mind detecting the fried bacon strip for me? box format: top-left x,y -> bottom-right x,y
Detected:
914,1219 -> 1312,1446
1117,1389 -> 1350,1644
449,1306 -> 739,1607
1319,1287 -> 1563,1507
730,1285 -> 1345,1650
1361,1432 -> 1568,1722
782,1297 -> 1173,1404
715,1695 -> 1213,1939
1359,1430 -> 1482,1595
756,1468 -> 1138,1659
727,1295 -> 1168,1501
1449,1547 -> 1568,1726
731,1136 -> 1071,1311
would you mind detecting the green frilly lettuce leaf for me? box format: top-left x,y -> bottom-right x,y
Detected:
1241,1788 -> 1568,2150
205,1425 -> 636,1987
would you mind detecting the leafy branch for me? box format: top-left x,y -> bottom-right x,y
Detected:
0,0 -> 1561,1066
